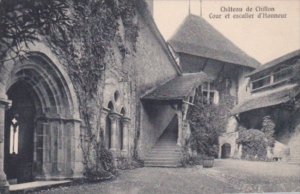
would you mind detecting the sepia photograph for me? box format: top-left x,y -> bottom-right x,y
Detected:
0,0 -> 299,193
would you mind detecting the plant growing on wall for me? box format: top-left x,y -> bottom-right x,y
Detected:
187,87 -> 230,158
1,0 -> 144,180
261,116 -> 275,147
237,126 -> 268,160
44,0 -> 142,179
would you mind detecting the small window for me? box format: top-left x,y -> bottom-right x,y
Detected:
114,91 -> 119,102
251,76 -> 271,90
108,101 -> 114,111
120,107 -> 126,116
273,66 -> 292,83
201,82 -> 219,105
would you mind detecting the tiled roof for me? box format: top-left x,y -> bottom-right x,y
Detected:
142,72 -> 210,100
168,14 -> 260,69
247,49 -> 300,77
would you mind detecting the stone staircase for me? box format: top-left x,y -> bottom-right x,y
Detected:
288,157 -> 300,164
144,132 -> 181,167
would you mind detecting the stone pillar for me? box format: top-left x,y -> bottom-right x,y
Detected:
176,112 -> 183,146
109,112 -> 121,152
72,120 -> 83,178
237,144 -> 243,159
100,109 -> 109,147
121,117 -> 130,155
0,98 -> 10,193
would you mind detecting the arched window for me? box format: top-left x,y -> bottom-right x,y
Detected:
120,107 -> 126,116
114,91 -> 119,102
108,101 -> 114,111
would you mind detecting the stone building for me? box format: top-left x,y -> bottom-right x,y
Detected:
0,0 -> 194,191
231,49 -> 300,161
166,14 -> 260,159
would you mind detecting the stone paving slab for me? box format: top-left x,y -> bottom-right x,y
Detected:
10,180 -> 71,193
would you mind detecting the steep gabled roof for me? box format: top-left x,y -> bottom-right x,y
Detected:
141,72 -> 210,101
247,49 -> 300,77
168,14 -> 260,69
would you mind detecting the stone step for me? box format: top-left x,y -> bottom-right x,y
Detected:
156,141 -> 177,144
144,161 -> 180,166
144,164 -> 179,167
288,157 -> 300,164
151,146 -> 179,149
144,164 -> 179,168
144,158 -> 180,162
9,180 -> 71,194
152,146 -> 179,150
159,136 -> 177,139
144,129 -> 180,168
159,138 -> 177,141
147,152 -> 181,156
150,150 -> 181,153
289,158 -> 300,162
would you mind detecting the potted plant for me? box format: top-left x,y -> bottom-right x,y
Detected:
202,155 -> 214,168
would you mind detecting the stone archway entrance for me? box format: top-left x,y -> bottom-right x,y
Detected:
221,143 -> 231,159
0,52 -> 82,187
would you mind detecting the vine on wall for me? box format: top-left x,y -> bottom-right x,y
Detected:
187,87 -> 233,158
43,0 -> 142,179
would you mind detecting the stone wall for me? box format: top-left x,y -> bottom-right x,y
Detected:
237,67 -> 253,104
288,108 -> 300,159
96,13 -> 180,159
130,14 -> 179,158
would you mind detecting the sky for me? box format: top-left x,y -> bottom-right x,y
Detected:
153,0 -> 300,64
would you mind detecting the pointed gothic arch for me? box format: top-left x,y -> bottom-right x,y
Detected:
0,51 -> 82,183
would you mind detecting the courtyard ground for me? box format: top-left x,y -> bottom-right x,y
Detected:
31,159 -> 300,194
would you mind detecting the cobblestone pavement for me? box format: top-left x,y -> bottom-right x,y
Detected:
32,159 -> 300,194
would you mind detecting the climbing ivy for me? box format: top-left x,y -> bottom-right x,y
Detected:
43,0 -> 142,179
187,87 -> 231,158
1,0 -> 147,179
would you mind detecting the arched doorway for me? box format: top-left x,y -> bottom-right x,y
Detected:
221,143 -> 231,159
1,52 -> 81,183
4,82 -> 39,183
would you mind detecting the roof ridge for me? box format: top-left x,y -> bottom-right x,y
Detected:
168,14 -> 260,68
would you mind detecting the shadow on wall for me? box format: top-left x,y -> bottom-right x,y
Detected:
139,101 -> 177,158
160,114 -> 178,137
